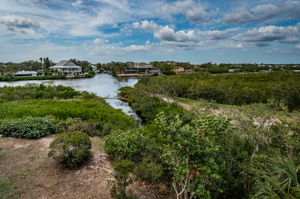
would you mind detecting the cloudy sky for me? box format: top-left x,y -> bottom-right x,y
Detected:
0,0 -> 300,63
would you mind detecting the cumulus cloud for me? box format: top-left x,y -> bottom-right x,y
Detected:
0,15 -> 39,31
133,20 -> 199,48
72,0 -> 82,6
234,23 -> 300,46
158,0 -> 206,22
224,1 -> 300,24
228,43 -> 244,49
93,38 -> 108,44
132,20 -> 160,32
202,30 -> 229,40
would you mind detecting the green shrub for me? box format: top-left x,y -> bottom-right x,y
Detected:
111,160 -> 136,199
0,99 -> 137,135
48,131 -> 92,169
105,129 -> 146,161
0,117 -> 58,139
134,158 -> 163,183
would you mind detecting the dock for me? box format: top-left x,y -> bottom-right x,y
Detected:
117,74 -> 143,77
99,97 -> 128,100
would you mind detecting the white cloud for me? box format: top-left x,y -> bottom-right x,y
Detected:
0,15 -> 39,31
133,20 -> 199,47
94,38 -> 108,44
228,43 -> 244,49
202,30 -> 229,40
224,1 -> 300,24
158,0 -> 206,22
72,0 -> 82,6
296,44 -> 300,49
234,23 -> 300,46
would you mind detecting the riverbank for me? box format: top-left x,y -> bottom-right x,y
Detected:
0,73 -> 95,82
0,74 -> 139,117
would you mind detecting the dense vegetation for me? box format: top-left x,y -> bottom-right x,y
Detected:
0,117 -> 58,139
135,72 -> 300,110
0,84 -> 96,102
119,86 -> 191,123
108,73 -> 300,199
1,73 -> 300,199
48,131 -> 92,169
0,85 -> 137,138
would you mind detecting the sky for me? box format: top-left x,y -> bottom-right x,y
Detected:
0,0 -> 300,64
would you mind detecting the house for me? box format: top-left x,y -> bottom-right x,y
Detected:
14,70 -> 37,77
91,65 -> 97,72
50,60 -> 82,76
173,66 -> 185,74
124,62 -> 154,74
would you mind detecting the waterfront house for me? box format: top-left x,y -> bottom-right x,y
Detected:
173,66 -> 185,74
50,60 -> 82,76
14,70 -> 37,77
124,62 -> 154,74
91,65 -> 97,72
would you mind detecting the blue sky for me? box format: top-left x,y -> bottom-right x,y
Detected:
0,0 -> 300,63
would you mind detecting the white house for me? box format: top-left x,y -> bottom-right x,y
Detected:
14,70 -> 37,77
50,60 -> 82,76
91,65 -> 97,72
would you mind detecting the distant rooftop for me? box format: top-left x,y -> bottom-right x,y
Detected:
50,60 -> 81,69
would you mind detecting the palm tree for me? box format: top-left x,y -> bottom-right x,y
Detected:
252,156 -> 300,199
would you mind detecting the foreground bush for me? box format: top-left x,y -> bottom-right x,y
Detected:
105,129 -> 146,161
110,160 -> 136,199
0,117 -> 58,138
48,131 -> 91,169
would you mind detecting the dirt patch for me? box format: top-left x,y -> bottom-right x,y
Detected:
0,136 -> 156,199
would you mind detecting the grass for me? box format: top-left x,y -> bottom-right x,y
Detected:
0,99 -> 137,136
173,96 -> 300,126
0,178 -> 19,199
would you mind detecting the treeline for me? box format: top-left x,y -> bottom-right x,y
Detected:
135,71 -> 300,110
0,58 -> 97,75
108,85 -> 300,199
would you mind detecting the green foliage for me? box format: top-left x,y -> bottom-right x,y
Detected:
61,118 -> 101,136
135,71 -> 300,109
0,117 -> 58,139
48,131 -> 92,169
119,86 -> 192,123
110,160 -> 136,199
251,156 -> 300,199
0,84 -> 97,102
133,158 -> 163,184
105,129 -> 146,161
0,99 -> 137,136
0,178 -> 18,199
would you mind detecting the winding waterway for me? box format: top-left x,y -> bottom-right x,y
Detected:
0,74 -> 139,120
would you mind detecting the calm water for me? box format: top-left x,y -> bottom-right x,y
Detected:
0,74 -> 139,119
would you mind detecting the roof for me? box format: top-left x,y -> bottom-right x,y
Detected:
50,60 -> 81,69
14,70 -> 37,75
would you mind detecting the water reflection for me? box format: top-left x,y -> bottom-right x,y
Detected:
0,74 -> 139,119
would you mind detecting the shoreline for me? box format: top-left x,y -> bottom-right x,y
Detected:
0,73 -> 95,82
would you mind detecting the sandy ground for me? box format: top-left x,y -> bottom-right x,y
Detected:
0,136 -> 156,199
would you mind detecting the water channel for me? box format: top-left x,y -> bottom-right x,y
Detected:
0,74 -> 140,120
